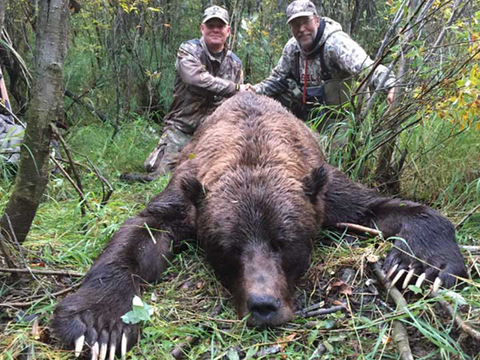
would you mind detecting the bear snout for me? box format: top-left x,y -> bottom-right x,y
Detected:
247,294 -> 281,322
243,292 -> 294,327
236,244 -> 295,326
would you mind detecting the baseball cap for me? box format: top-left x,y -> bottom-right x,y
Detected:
286,0 -> 318,24
203,5 -> 229,24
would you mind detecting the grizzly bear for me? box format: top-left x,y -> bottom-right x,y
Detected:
52,93 -> 467,358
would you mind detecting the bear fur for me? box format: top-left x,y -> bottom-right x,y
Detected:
52,93 -> 467,357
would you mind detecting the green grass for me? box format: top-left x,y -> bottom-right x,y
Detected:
1,117 -> 479,359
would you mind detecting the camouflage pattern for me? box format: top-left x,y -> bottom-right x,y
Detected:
203,5 -> 229,24
286,0 -> 317,24
0,113 -> 23,165
144,37 -> 243,173
254,17 -> 396,120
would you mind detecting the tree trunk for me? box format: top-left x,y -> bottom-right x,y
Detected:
0,0 -> 69,244
0,0 -> 5,35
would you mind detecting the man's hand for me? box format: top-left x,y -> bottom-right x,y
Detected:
238,84 -> 256,93
387,87 -> 395,106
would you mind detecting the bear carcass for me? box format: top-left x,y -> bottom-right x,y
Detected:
52,93 -> 467,358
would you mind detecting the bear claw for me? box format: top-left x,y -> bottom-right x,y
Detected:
99,343 -> 107,360
402,268 -> 416,289
386,264 -> 398,279
384,260 -> 446,292
91,342 -> 99,360
75,335 -> 84,357
432,277 -> 442,293
390,269 -> 406,288
73,331 -> 129,359
121,333 -> 127,359
109,344 -> 116,360
415,273 -> 426,288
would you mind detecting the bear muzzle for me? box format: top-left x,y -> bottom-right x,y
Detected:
236,244 -> 295,326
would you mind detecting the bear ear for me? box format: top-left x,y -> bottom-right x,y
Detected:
181,175 -> 207,209
303,165 -> 329,204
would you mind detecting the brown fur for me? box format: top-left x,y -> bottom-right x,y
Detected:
52,93 -> 467,357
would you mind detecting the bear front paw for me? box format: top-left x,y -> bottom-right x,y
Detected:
382,239 -> 468,291
52,288 -> 139,359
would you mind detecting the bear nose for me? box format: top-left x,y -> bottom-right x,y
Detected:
247,295 -> 281,323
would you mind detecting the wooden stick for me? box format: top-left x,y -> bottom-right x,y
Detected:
0,267 -> 83,277
51,124 -> 85,201
50,157 -> 89,216
433,296 -> 480,341
301,305 -> 346,318
83,156 -> 114,206
335,222 -> 382,237
456,204 -> 480,230
370,262 -> 413,360
0,284 -> 80,308
65,89 -> 108,123
461,246 -> 480,251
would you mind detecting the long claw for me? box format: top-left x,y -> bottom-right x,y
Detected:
75,335 -> 85,357
91,342 -> 99,360
403,268 -> 416,289
109,344 -> 116,360
386,264 -> 399,279
432,277 -> 442,293
390,269 -> 406,288
121,333 -> 127,359
415,273 -> 426,288
99,342 -> 107,360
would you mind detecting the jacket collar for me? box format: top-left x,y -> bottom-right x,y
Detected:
200,36 -> 229,62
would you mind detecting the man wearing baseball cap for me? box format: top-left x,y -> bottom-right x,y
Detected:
144,5 -> 247,175
253,0 -> 396,132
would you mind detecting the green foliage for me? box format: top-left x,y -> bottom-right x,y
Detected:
122,295 -> 154,324
234,8 -> 289,83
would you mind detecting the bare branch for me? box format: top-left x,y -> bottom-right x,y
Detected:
51,123 -> 85,200
335,222 -> 382,237
456,204 -> 480,230
370,262 -> 413,360
0,267 -> 83,277
50,156 -> 89,216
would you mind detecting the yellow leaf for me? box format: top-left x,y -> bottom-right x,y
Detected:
276,333 -> 297,350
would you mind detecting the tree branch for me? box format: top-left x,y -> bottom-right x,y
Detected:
370,262 -> 413,360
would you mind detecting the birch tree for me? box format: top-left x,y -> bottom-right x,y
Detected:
0,0 -> 69,244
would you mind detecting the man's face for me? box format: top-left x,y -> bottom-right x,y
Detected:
289,16 -> 320,51
201,19 -> 230,52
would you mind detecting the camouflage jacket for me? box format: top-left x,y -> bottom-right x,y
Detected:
254,17 -> 396,100
164,37 -> 243,135
0,113 -> 23,165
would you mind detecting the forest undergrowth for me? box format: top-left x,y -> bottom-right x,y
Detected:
1,115 -> 479,359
